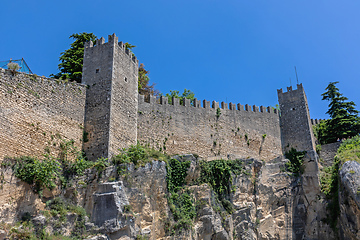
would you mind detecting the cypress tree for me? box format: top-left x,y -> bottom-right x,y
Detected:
318,81 -> 360,143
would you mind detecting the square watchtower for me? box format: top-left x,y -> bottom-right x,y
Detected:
82,33 -> 139,161
277,84 -> 316,154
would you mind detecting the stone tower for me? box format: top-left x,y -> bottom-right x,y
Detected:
82,33 -> 139,161
277,83 -> 316,154
278,84 -> 321,240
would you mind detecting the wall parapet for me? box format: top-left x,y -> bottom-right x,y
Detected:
139,94 -> 279,114
311,119 -> 325,125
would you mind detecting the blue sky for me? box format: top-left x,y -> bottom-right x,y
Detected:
1,0 -> 359,119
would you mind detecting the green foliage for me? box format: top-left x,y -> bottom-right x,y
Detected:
8,139 -> 107,194
166,158 -> 191,193
166,158 -> 195,231
165,89 -> 195,105
199,160 -> 232,197
13,156 -> 60,193
284,148 -> 306,176
315,82 -> 360,144
9,221 -> 37,240
216,108 -> 221,119
136,235 -> 149,240
320,156 -> 340,231
93,157 -> 109,174
138,63 -> 159,96
198,159 -> 244,214
113,143 -> 169,178
168,190 -> 196,229
46,197 -> 87,238
123,205 -> 132,213
113,143 -> 169,166
316,144 -> 322,154
113,143 -> 151,168
53,32 -> 97,83
82,131 -> 89,143
124,42 -> 136,51
122,43 -> 159,96
336,135 -> 360,164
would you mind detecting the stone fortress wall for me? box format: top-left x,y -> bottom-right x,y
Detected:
0,33 -> 318,163
137,95 -> 282,161
0,69 -> 86,161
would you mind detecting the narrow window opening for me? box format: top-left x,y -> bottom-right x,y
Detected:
96,69 -> 99,73
124,77 -> 128,82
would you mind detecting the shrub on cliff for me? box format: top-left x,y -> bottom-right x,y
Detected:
12,156 -> 60,193
166,157 -> 195,231
336,135 -> 360,164
284,148 -> 306,176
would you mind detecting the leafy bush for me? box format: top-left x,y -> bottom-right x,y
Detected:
113,143 -> 151,167
198,159 -> 244,214
166,158 -> 195,231
168,191 -> 195,224
284,148 -> 306,176
336,135 -> 360,164
320,156 -> 340,231
9,221 -> 37,240
199,160 -> 232,197
166,158 -> 190,193
7,62 -> 20,71
113,143 -> 169,177
13,156 -> 60,193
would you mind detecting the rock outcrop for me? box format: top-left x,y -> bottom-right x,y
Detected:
339,161 -> 360,239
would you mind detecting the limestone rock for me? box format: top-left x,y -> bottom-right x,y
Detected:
85,235 -> 108,240
340,161 -> 360,208
339,161 -> 360,240
0,230 -> 7,240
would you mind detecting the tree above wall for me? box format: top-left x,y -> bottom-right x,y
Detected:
52,32 -> 97,83
314,81 -> 360,144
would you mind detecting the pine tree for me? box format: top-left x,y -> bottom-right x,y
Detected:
318,81 -> 360,143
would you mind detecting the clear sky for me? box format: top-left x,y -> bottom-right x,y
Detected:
1,0 -> 359,119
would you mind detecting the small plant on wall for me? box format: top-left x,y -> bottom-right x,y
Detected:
216,108 -> 221,119
7,62 -> 20,75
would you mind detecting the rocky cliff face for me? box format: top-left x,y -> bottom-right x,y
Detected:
339,161 -> 360,239
85,155 -> 295,240
1,152 -> 359,240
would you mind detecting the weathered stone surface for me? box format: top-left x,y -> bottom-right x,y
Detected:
91,181 -> 130,233
340,161 -> 360,208
0,69 -> 86,161
339,161 -> 360,240
85,235 -> 108,240
0,229 -> 7,240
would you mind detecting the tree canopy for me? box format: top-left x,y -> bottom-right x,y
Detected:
314,82 -> 360,144
124,44 -> 159,96
165,89 -> 195,105
53,32 -> 97,83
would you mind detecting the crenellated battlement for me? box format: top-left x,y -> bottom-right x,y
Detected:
140,94 -> 279,114
0,32 -> 318,162
311,119 -> 325,125
277,83 -> 304,95
84,33 -> 139,65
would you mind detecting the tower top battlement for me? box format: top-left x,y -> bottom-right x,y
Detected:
84,33 -> 139,65
277,83 -> 303,95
